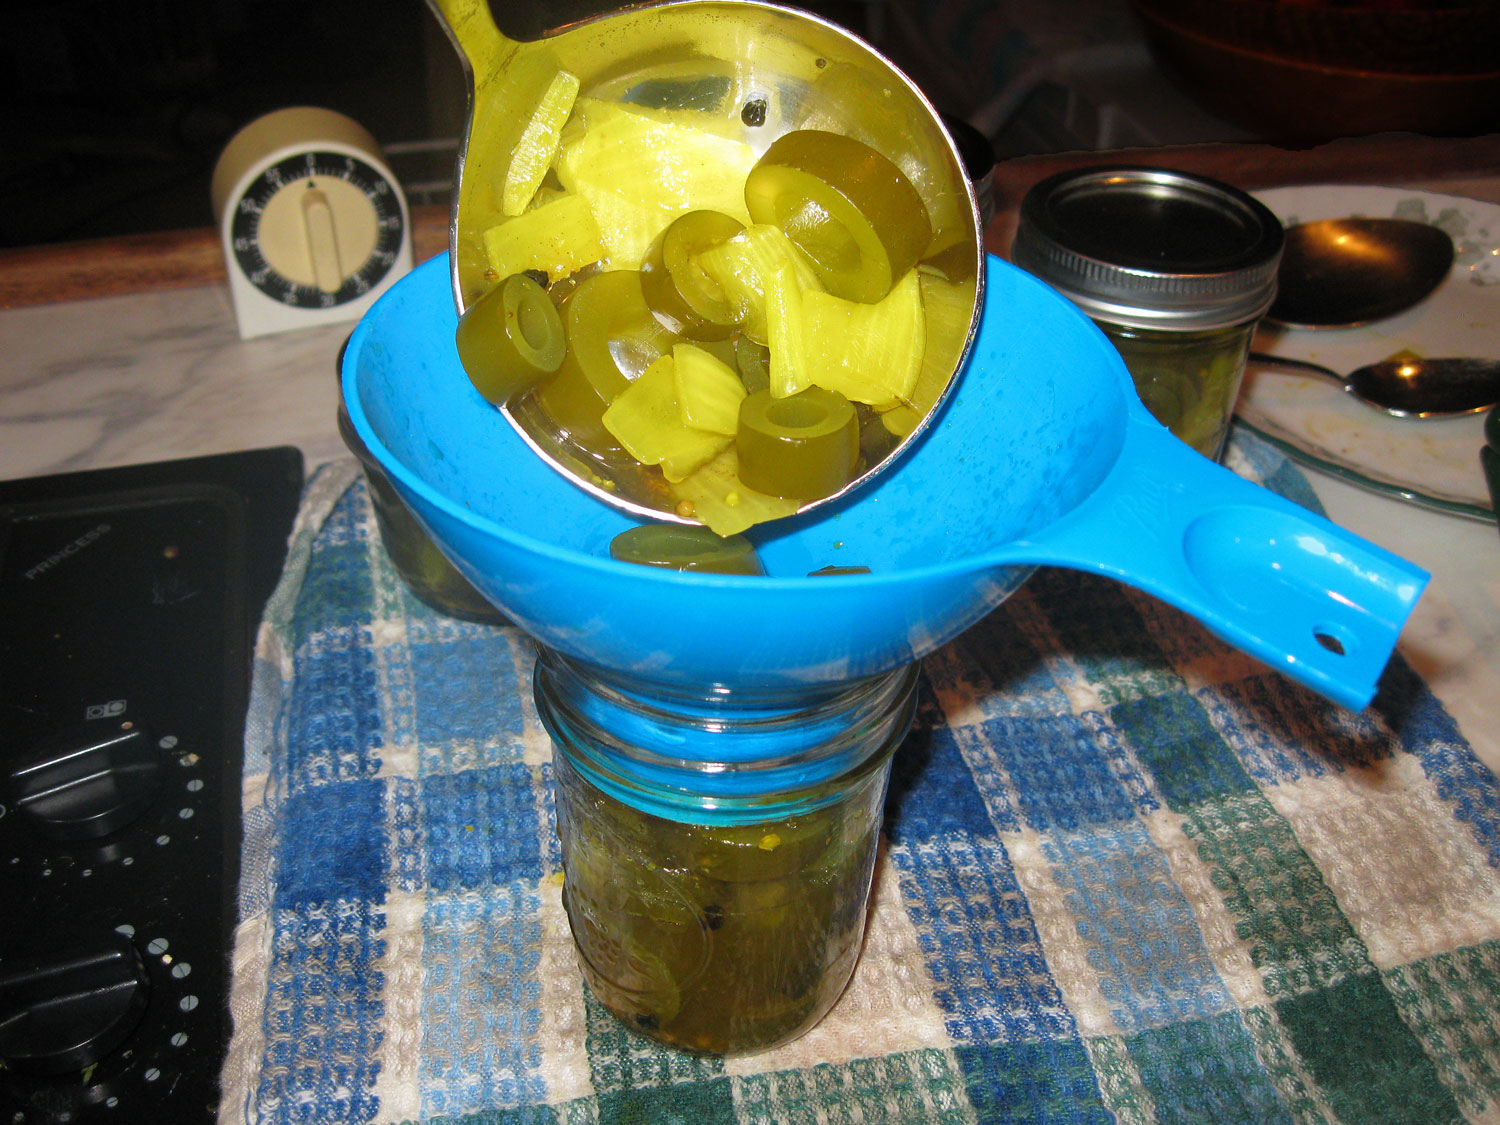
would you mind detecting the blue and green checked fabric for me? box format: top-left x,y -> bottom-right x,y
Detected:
220,431 -> 1500,1124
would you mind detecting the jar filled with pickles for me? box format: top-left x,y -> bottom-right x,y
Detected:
1011,166 -> 1283,461
535,648 -> 918,1055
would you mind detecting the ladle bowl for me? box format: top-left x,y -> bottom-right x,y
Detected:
344,254 -> 1428,712
426,0 -> 981,524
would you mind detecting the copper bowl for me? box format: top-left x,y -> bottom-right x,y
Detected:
1131,0 -> 1500,141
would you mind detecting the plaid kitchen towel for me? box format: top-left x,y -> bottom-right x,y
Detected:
219,430 -> 1500,1125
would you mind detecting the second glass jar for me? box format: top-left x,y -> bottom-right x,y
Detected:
1102,320 -> 1258,460
1011,166 -> 1283,461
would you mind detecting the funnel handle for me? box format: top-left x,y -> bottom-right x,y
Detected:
1001,411 -> 1428,711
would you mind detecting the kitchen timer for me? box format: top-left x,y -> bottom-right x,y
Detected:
210,107 -> 413,339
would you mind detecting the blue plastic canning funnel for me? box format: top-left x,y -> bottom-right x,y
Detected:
342,253 -> 1428,713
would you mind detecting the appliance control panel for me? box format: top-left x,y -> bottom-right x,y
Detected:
0,448 -> 301,1124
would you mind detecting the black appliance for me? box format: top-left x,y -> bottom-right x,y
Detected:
0,447 -> 303,1123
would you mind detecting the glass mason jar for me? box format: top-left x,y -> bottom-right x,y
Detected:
535,648 -> 919,1055
1011,166 -> 1283,462
1104,320 -> 1258,460
336,340 -> 507,623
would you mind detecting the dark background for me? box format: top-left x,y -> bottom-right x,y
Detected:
1,0 -> 461,247
5,1 -> 1496,251
2,0 -> 942,249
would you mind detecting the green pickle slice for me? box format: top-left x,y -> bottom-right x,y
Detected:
454,272 -> 567,405
744,130 -> 931,304
641,210 -> 746,339
609,524 -> 763,575
532,269 -> 679,448
737,387 -> 860,500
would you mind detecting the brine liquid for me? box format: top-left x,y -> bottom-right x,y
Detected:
1104,321 -> 1256,461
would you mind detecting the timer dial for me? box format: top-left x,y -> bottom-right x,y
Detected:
211,107 -> 414,338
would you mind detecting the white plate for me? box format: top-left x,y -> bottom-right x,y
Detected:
1238,184 -> 1498,523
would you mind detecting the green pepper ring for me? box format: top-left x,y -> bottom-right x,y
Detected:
744,130 -> 931,305
736,387 -> 860,500
533,270 -> 677,449
454,272 -> 567,405
640,210 -> 745,339
609,524 -> 764,574
564,270 -> 678,404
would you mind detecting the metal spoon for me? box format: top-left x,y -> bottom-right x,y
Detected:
1266,217 -> 1455,329
425,0 -> 980,525
1248,351 -> 1500,418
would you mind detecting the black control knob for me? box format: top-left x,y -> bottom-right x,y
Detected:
8,721 -> 164,841
0,932 -> 151,1075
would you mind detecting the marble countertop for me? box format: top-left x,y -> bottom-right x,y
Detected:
3,137 -> 1498,771
1,281 -> 354,478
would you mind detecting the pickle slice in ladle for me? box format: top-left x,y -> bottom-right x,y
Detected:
455,272 -> 567,404
736,386 -> 860,500
744,130 -> 932,305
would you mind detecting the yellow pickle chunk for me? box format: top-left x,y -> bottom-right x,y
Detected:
602,355 -> 732,482
502,68 -> 581,216
481,192 -> 603,281
692,223 -> 824,348
800,267 -> 926,407
670,448 -> 801,537
673,344 -> 746,436
556,97 -> 756,268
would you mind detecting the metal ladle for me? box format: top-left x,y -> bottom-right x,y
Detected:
425,0 -> 982,524
1248,352 -> 1500,418
1266,217 -> 1455,329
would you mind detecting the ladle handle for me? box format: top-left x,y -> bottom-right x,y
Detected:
1001,412 -> 1428,711
426,0 -> 516,70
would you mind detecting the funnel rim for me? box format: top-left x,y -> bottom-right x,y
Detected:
342,295 -> 1001,591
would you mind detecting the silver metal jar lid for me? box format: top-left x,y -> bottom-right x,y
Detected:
1011,166 -> 1284,332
